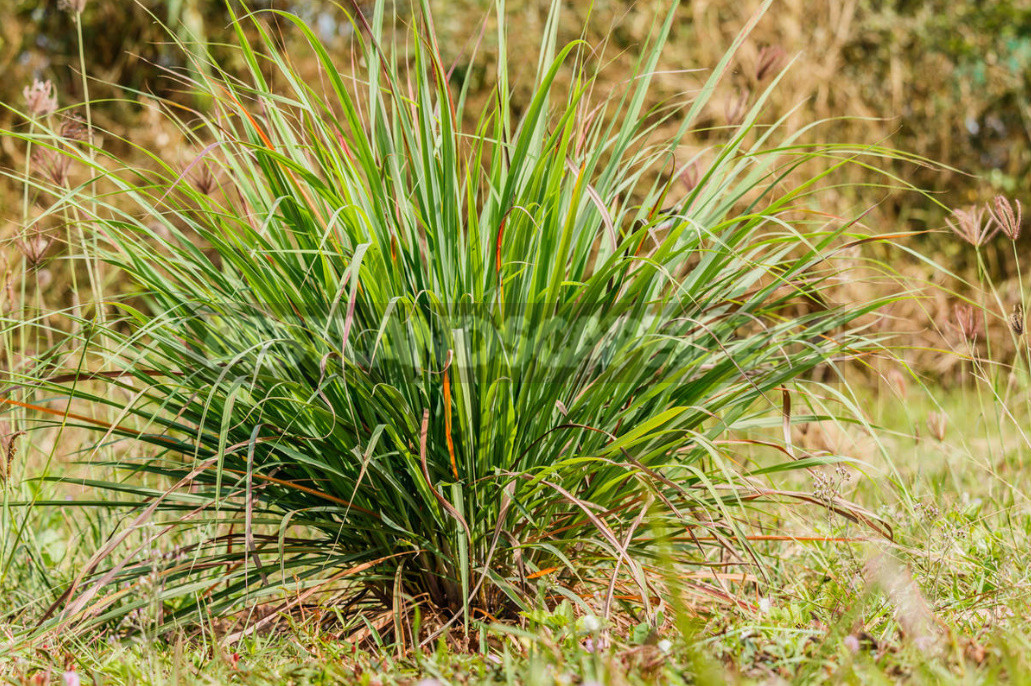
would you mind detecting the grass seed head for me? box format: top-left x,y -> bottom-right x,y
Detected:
755,45 -> 786,81
190,164 -> 218,196
988,195 -> 1022,241
812,469 -> 841,502
1010,303 -> 1024,337
886,367 -> 908,399
32,148 -> 72,187
60,115 -> 90,143
946,206 -> 998,247
953,302 -> 982,341
17,226 -> 55,268
60,0 -> 87,14
0,422 -> 25,483
926,411 -> 947,442
23,79 -> 58,119
678,160 -> 699,192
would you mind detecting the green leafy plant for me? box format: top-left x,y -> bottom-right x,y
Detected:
5,0 -> 914,640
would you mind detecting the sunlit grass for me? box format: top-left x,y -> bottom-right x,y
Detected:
0,0 -> 946,655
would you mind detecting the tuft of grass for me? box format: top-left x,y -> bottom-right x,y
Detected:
2,0 -> 922,641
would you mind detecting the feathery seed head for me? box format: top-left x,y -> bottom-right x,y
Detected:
0,422 -> 25,483
953,302 -> 982,341
755,45 -> 786,82
946,206 -> 998,247
191,165 -> 218,196
61,115 -> 90,143
678,161 -> 699,192
988,195 -> 1022,241
926,412 -> 947,442
32,148 -> 72,188
18,226 -> 55,268
60,0 -> 87,13
23,79 -> 57,118
1010,303 -> 1024,336
886,367 -> 908,399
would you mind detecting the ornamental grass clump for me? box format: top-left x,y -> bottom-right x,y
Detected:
6,0 -> 911,639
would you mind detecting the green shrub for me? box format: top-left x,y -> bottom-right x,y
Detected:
7,0 -> 907,638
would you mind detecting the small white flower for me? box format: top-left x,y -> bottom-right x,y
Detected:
758,597 -> 771,614
581,614 -> 601,632
657,638 -> 672,654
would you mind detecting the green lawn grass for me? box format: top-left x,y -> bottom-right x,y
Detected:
4,384 -> 1031,685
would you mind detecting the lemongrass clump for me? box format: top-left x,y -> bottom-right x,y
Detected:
4,0 -> 917,638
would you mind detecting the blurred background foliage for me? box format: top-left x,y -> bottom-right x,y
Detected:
2,0 -> 1028,208
1,0 -> 1028,290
